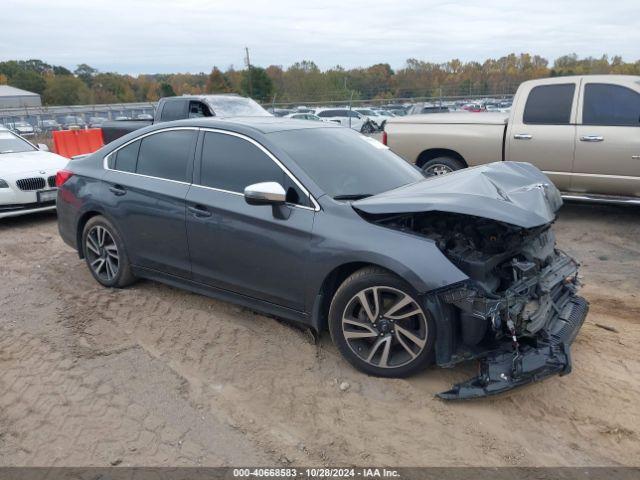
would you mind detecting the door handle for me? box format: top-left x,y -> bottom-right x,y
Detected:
632,155 -> 640,160
108,185 -> 126,196
187,205 -> 212,218
514,133 -> 532,140
580,135 -> 604,142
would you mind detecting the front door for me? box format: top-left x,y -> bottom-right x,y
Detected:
506,81 -> 578,191
186,130 -> 315,311
572,82 -> 640,197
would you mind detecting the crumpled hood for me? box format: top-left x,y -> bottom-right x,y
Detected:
353,162 -> 563,228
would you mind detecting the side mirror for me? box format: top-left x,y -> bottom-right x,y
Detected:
37,144 -> 49,152
244,182 -> 286,206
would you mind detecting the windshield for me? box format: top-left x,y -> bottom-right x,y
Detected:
205,96 -> 272,117
270,127 -> 423,199
0,131 -> 36,154
357,109 -> 377,116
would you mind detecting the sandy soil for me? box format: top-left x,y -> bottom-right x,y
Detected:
0,203 -> 638,467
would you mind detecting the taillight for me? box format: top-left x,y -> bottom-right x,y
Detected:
381,130 -> 387,145
55,169 -> 74,187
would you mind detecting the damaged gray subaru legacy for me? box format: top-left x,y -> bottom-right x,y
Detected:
56,118 -> 588,399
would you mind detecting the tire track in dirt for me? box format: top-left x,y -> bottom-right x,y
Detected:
1,207 -> 639,466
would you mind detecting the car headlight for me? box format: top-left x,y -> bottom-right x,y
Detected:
0,179 -> 9,188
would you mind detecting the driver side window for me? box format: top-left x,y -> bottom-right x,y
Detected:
199,132 -> 310,207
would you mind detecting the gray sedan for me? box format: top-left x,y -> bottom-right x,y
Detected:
56,117 -> 587,399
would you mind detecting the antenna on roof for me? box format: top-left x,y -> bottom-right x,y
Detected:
244,47 -> 253,98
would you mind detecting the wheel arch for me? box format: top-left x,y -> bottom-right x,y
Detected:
415,149 -> 467,169
75,209 -> 105,258
310,261 -> 407,333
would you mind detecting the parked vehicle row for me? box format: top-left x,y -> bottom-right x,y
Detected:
384,75 -> 640,204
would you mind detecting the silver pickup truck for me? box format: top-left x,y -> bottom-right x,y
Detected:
384,75 -> 640,204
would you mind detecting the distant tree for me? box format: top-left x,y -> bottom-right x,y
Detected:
53,65 -> 73,76
22,59 -> 52,74
0,73 -> 7,85
12,69 -> 47,94
206,67 -> 232,93
0,52 -> 638,107
159,82 -> 176,97
241,66 -> 273,101
91,73 -> 135,103
74,64 -> 98,86
43,76 -> 91,105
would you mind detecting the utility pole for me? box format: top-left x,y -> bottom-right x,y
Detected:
244,47 -> 253,97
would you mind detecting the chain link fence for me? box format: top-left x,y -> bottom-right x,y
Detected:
0,91 -> 515,148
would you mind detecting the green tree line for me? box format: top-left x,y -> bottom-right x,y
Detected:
1,53 -> 638,107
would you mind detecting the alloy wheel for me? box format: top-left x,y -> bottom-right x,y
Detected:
85,225 -> 119,282
424,163 -> 453,176
341,286 -> 429,368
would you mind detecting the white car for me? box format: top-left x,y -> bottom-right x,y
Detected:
314,108 -> 376,133
6,121 -> 36,137
0,127 -> 69,219
285,113 -> 323,121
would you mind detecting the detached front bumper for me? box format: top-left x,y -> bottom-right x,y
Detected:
438,295 -> 588,400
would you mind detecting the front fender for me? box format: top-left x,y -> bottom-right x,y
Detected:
305,202 -> 469,316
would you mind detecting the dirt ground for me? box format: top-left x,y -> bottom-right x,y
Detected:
0,203 -> 638,467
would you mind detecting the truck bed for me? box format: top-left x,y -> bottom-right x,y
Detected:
390,112 -> 508,125
101,119 -> 153,144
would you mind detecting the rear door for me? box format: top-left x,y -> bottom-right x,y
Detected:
506,81 -> 579,191
572,81 -> 640,196
103,128 -> 197,278
185,129 -> 315,311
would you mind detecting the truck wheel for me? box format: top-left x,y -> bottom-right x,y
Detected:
421,157 -> 465,177
328,267 -> 435,378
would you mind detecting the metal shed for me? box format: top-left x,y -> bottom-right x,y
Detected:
0,85 -> 42,108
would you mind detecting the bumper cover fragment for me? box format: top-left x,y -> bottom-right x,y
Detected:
438,296 -> 588,400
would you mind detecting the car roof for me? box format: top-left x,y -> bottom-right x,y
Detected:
314,107 -> 350,112
151,116 -> 342,134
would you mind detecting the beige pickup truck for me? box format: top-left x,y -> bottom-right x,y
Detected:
384,75 -> 640,204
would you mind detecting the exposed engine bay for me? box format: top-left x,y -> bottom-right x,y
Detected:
371,210 -> 588,399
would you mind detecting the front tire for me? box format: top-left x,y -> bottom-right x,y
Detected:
82,215 -> 135,288
328,267 -> 435,377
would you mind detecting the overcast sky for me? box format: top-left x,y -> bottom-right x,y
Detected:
2,0 -> 638,74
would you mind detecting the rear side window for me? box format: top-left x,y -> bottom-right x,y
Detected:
188,101 -> 211,118
160,100 -> 187,121
523,84 -> 575,125
583,83 -> 640,126
200,132 -> 308,206
114,140 -> 140,172
136,130 -> 195,182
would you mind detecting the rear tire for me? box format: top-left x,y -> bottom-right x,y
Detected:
82,215 -> 135,288
328,267 -> 436,378
421,156 -> 465,176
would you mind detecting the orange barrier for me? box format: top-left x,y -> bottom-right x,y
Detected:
52,128 -> 104,158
